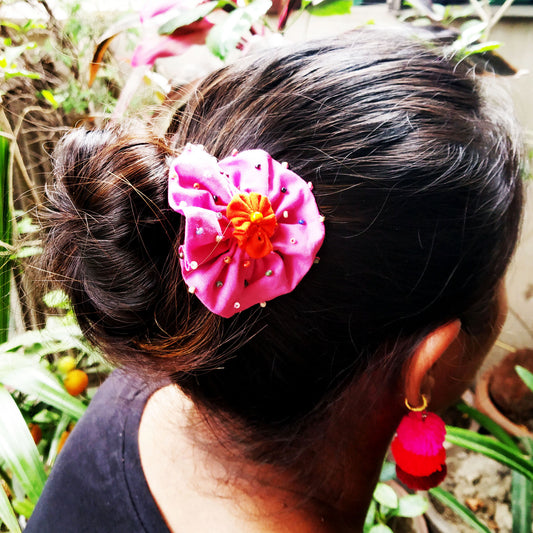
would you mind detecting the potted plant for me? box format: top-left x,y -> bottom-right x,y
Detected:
475,348 -> 533,439
364,463 -> 429,533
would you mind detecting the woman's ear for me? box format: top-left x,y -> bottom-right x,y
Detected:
403,320 -> 462,409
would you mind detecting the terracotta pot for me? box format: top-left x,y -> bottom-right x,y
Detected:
475,365 -> 533,439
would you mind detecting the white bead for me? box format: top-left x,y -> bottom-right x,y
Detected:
260,302 -> 267,308
215,235 -> 223,243
283,211 -> 288,219
234,302 -> 241,309
188,286 -> 196,294
190,261 -> 198,270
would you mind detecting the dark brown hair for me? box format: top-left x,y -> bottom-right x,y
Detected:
41,29 -> 523,464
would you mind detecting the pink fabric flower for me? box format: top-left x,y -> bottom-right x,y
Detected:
168,144 -> 325,318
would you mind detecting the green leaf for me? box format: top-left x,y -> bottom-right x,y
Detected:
13,245 -> 42,258
3,70 -> 40,80
363,498 -> 377,533
0,135 -> 11,345
0,314 -> 87,357
158,1 -> 219,35
0,478 -> 21,533
455,402 -> 519,450
511,471 -> 533,533
464,41 -> 500,55
429,487 -> 491,533
0,386 -> 47,504
11,498 -> 34,519
42,289 -> 71,310
457,19 -> 487,46
368,525 -> 393,533
3,42 -> 36,65
0,353 -> 87,420
307,0 -> 352,16
516,366 -> 533,394
0,21 -> 21,32
397,494 -> 428,517
21,20 -> 46,32
446,426 -> 533,481
373,483 -> 398,509
32,408 -> 60,424
46,412 -> 71,468
379,461 -> 396,482
15,215 -> 38,235
206,0 -> 272,60
40,89 -> 58,109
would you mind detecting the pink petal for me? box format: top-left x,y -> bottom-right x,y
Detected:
139,0 -> 203,24
131,19 -> 213,66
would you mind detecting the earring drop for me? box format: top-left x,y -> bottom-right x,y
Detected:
391,395 -> 447,490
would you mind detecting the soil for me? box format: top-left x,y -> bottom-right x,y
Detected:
421,398 -> 520,533
429,444 -> 513,533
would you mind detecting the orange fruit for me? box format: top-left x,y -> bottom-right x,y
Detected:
56,355 -> 77,374
63,369 -> 89,396
57,430 -> 70,454
28,423 -> 42,445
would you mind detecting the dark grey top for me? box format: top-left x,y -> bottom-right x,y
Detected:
25,370 -> 171,533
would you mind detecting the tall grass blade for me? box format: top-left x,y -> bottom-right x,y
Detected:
0,476 -> 21,533
515,365 -> 533,393
446,426 -> 533,481
0,386 -> 47,504
455,401 -> 519,449
511,471 -> 533,533
46,412 -> 71,468
0,353 -> 86,420
0,135 -> 11,344
429,487 -> 491,533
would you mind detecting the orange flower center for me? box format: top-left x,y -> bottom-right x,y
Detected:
250,211 -> 264,223
226,192 -> 277,259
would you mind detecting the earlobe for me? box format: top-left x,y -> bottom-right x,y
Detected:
403,319 -> 462,409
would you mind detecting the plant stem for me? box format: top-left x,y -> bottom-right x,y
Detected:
0,111 -> 40,207
487,0 -> 516,33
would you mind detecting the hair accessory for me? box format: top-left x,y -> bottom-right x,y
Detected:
168,144 -> 325,318
391,395 -> 447,490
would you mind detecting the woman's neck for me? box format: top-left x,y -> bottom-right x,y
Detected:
138,372 -> 403,533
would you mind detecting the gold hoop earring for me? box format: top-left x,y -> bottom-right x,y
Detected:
404,394 -> 428,412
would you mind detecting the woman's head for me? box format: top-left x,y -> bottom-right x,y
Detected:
41,28 -> 523,458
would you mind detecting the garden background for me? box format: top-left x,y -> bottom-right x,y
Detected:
0,0 -> 532,531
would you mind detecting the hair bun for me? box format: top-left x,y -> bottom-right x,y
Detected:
41,124 -> 188,365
